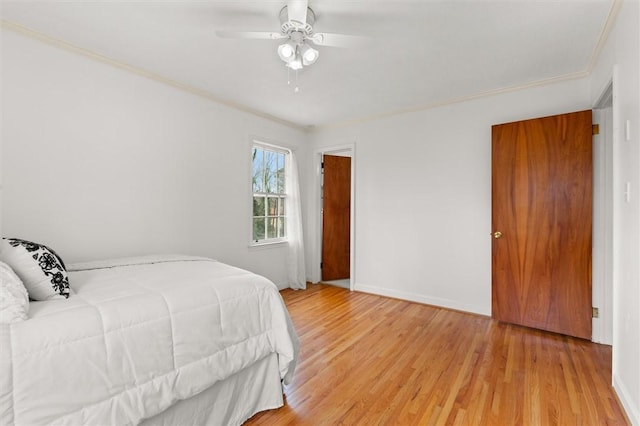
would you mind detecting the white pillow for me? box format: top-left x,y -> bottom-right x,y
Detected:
0,261 -> 29,323
0,238 -> 70,300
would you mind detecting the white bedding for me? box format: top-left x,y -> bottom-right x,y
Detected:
0,256 -> 299,426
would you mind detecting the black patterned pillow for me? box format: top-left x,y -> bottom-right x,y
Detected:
0,238 -> 70,300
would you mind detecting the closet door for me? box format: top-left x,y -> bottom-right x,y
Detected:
492,110 -> 593,339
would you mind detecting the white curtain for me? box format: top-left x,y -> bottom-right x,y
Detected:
286,151 -> 306,289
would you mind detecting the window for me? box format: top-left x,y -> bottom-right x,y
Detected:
252,143 -> 288,244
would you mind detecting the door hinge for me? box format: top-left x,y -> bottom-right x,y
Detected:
321,162 -> 324,169
592,307 -> 599,318
592,124 -> 600,135
320,262 -> 323,269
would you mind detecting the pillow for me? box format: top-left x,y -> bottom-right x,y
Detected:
0,238 -> 70,300
0,261 -> 29,323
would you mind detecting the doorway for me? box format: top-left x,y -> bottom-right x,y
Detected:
315,146 -> 354,290
592,82 -> 614,345
322,154 -> 351,286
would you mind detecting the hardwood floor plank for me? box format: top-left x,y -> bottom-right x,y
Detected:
245,284 -> 629,425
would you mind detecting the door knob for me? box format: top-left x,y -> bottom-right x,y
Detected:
493,231 -> 503,239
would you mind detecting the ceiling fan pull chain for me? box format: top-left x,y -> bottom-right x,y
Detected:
287,66 -> 291,86
294,69 -> 300,93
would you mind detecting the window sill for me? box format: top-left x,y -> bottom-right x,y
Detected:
249,240 -> 289,250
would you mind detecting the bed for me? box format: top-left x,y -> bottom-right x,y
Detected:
0,251 -> 299,426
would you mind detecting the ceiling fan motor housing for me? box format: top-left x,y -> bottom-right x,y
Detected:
279,6 -> 315,35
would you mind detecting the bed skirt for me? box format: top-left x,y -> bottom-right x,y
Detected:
140,353 -> 284,426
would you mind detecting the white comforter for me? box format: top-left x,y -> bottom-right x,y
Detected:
0,256 -> 299,426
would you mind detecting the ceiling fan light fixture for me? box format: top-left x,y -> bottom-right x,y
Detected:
277,41 -> 296,62
300,43 -> 319,65
287,56 -> 303,70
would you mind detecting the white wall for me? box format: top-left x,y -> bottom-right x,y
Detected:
309,78 -> 591,315
589,1 -> 640,423
0,29 -> 308,289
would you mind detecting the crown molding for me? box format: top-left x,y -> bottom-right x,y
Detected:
312,70 -> 590,132
2,0 -> 622,132
0,19 -> 306,131
585,0 -> 623,73
309,0 -> 623,132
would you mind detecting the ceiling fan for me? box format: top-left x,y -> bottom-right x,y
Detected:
215,0 -> 367,71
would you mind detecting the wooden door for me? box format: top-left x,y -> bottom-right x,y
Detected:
492,110 -> 592,339
322,155 -> 351,281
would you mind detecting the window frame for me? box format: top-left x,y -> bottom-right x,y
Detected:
250,141 -> 290,246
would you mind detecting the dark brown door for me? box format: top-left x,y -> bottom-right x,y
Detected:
492,110 -> 592,339
322,155 -> 351,281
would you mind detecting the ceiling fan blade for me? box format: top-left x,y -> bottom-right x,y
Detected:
310,33 -> 371,48
287,0 -> 309,25
215,30 -> 286,40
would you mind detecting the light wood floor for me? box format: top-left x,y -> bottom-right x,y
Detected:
246,284 -> 629,426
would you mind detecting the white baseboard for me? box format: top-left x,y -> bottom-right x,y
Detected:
353,282 -> 490,316
613,374 -> 640,425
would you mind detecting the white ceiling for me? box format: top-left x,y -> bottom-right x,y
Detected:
1,0 -> 616,128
